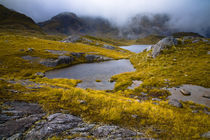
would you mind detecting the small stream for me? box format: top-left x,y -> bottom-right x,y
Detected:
46,45 -> 149,90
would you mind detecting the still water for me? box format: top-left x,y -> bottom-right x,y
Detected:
120,45 -> 151,53
46,59 -> 135,90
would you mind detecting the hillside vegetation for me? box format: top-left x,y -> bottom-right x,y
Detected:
0,31 -> 209,139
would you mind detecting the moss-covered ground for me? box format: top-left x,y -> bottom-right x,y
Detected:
0,31 -> 209,139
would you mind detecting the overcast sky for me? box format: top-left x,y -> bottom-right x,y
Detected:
0,0 -> 210,35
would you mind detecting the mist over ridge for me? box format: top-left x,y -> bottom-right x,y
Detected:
0,0 -> 210,37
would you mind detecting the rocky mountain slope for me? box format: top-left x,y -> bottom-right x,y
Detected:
0,4 -> 41,32
39,12 -> 118,38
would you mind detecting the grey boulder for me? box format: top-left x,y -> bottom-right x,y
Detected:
151,36 -> 178,58
168,99 -> 183,108
25,113 -> 82,140
40,56 -> 74,67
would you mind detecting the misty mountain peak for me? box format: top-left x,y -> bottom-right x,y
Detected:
52,12 -> 78,20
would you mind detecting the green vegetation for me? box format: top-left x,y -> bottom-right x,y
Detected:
0,31 -> 209,139
172,32 -> 204,38
0,32 -> 131,79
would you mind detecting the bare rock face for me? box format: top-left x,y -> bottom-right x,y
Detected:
0,102 -> 45,139
25,113 -> 82,140
151,36 -> 178,58
85,54 -> 112,63
92,125 -> 142,139
40,55 -> 74,67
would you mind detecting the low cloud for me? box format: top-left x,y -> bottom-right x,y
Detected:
0,0 -> 210,36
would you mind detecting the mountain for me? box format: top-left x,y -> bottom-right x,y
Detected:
39,12 -> 118,37
118,14 -> 172,39
38,12 -> 177,39
0,4 -> 41,31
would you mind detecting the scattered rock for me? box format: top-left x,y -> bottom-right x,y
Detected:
35,72 -> 45,77
78,100 -> 87,105
103,44 -> 115,50
168,99 -> 183,108
208,51 -> 210,55
192,40 -> 199,43
85,54 -> 112,63
61,35 -> 81,43
201,131 -> 210,138
92,125 -> 140,139
22,55 -> 40,63
70,52 -> 85,58
71,137 -> 91,140
26,48 -> 34,52
127,80 -> 142,89
46,50 -> 68,55
151,36 -> 178,58
180,89 -> 191,96
131,114 -> 138,119
202,39 -> 208,42
183,36 -> 195,40
152,98 -> 161,101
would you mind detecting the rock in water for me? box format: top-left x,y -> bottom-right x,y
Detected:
151,36 -> 178,58
180,89 -> 191,96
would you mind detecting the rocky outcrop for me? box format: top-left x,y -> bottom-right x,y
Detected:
25,113 -> 144,140
151,36 -> 178,58
22,52 -> 112,67
25,113 -> 83,140
40,55 -> 74,67
85,54 -> 112,63
0,101 -> 146,139
92,125 -> 143,139
0,102 -> 45,139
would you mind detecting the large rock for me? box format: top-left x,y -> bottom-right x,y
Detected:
85,54 -> 112,63
151,36 -> 178,58
25,113 -> 82,140
0,102 -> 45,139
169,99 -> 183,108
40,55 -> 74,67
